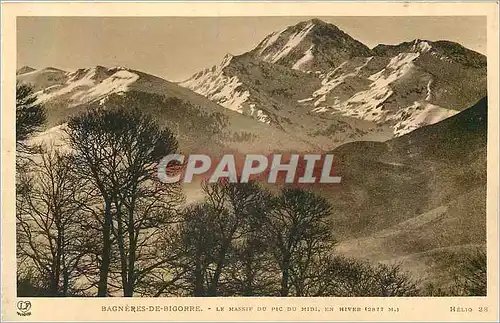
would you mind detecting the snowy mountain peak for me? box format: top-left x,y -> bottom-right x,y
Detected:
17,65 -> 141,107
412,39 -> 432,53
253,21 -> 315,65
249,19 -> 372,72
373,39 -> 485,68
111,65 -> 127,71
179,20 -> 486,145
221,53 -> 234,66
16,66 -> 37,75
68,65 -> 114,83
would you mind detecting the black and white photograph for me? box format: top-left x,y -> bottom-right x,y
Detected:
2,2 -> 499,322
13,15 -> 489,298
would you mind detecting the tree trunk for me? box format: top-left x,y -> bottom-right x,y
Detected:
194,257 -> 204,296
243,250 -> 254,296
51,218 -> 63,296
125,208 -> 136,297
114,203 -> 129,297
124,280 -> 134,297
207,243 -> 229,296
97,200 -> 112,297
280,254 -> 291,296
280,268 -> 290,296
49,272 -> 59,296
62,269 -> 69,296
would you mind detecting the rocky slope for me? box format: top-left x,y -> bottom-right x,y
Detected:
327,97 -> 487,288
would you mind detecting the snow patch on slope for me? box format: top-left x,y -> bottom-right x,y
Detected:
292,45 -> 314,70
209,76 -> 250,113
386,52 -> 420,70
312,57 -> 373,100
297,97 -> 314,103
29,124 -> 69,150
180,54 -> 272,124
412,39 -> 432,53
425,79 -> 433,101
307,51 -> 456,136
180,54 -> 250,114
34,67 -> 139,105
314,95 -> 326,107
249,104 -> 271,124
310,52 -> 420,123
390,102 -> 458,136
72,70 -> 139,102
262,22 -> 315,64
337,53 -> 420,122
255,29 -> 285,55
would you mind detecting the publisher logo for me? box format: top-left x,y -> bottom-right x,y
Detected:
17,301 -> 32,316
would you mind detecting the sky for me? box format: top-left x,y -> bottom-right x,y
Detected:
17,16 -> 486,82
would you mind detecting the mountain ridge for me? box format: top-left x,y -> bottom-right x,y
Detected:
20,19 -> 486,153
17,65 -> 317,154
180,18 -> 486,145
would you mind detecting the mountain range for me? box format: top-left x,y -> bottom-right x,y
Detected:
17,18 -> 487,289
180,18 -> 486,146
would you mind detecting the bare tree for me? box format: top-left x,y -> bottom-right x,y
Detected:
202,181 -> 272,296
222,207 -> 279,296
172,203 -> 220,296
423,248 -> 487,296
222,232 -> 279,296
265,188 -> 335,296
117,181 -> 183,297
324,256 -> 420,296
16,145 -> 87,296
174,181 -> 272,296
66,107 -> 117,296
66,94 -> 182,296
372,263 -> 420,296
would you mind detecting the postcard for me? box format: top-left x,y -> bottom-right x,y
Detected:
1,1 -> 498,322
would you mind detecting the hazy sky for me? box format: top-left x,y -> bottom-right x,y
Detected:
17,16 -> 486,82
